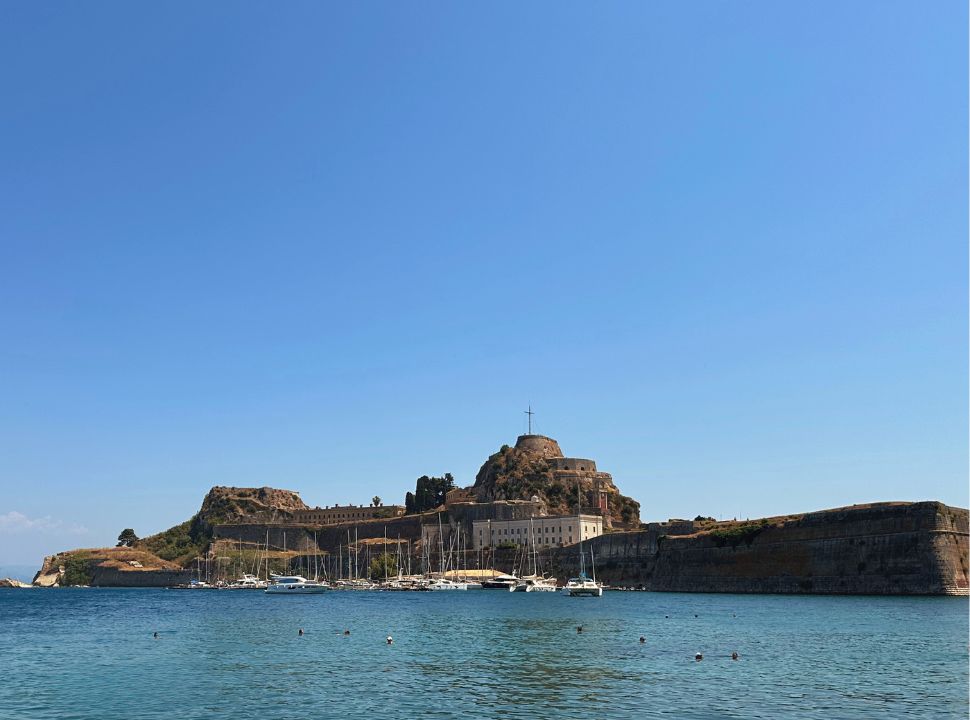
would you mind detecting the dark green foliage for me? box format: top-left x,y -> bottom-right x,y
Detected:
404,474 -> 455,514
61,555 -> 92,586
694,516 -> 715,523
139,518 -> 208,566
369,552 -> 397,581
371,496 -> 381,507
116,528 -> 139,547
708,524 -> 764,547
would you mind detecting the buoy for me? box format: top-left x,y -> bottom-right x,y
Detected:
343,629 -> 350,636
386,635 -> 393,645
695,653 -> 703,661
731,652 -> 739,661
665,615 -> 669,619
639,636 -> 646,644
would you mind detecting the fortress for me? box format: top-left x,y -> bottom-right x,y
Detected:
29,428 -> 969,595
498,434 -> 620,521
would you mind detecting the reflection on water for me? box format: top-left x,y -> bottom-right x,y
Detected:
0,589 -> 966,719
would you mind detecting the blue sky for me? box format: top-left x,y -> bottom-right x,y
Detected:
1,2 -> 966,569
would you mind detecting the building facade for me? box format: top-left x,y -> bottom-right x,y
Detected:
292,504 -> 405,525
471,513 -> 603,551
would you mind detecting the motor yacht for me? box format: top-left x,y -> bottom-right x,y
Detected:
427,578 -> 467,591
264,575 -> 330,594
228,573 -> 267,590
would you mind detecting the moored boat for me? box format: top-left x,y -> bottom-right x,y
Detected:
482,573 -> 519,590
265,575 -> 330,594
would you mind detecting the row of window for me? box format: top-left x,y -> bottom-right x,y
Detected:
299,512 -> 375,521
481,525 -> 595,536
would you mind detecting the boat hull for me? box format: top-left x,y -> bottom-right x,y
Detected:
561,586 -> 603,597
265,584 -> 329,594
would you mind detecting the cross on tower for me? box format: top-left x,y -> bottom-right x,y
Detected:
525,405 -> 534,435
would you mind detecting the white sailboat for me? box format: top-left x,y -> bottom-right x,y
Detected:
511,517 -> 557,592
429,513 -> 467,590
562,484 -> 604,597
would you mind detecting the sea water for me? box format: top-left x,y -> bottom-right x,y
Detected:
0,589 -> 966,719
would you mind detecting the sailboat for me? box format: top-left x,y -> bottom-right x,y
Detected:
511,517 -> 557,592
561,484 -> 604,597
428,514 -> 467,590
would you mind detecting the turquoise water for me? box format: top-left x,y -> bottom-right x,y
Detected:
0,589 -> 966,719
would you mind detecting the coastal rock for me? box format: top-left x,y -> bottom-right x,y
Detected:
0,577 -> 32,588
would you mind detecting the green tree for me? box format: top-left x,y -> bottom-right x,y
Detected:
117,528 -> 139,547
369,552 -> 398,581
372,496 -> 382,507
404,474 -> 455,514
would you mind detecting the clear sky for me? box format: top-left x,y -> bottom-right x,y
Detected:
1,2 -> 966,570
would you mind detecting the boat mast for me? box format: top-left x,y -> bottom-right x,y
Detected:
577,481 -> 586,578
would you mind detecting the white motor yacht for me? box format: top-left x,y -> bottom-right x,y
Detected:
264,575 -> 330,594
427,578 -> 467,591
228,573 -> 267,590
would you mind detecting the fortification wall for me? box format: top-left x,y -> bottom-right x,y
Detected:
547,458 -> 597,472
214,513 -> 429,551
513,435 -> 562,457
540,501 -> 969,595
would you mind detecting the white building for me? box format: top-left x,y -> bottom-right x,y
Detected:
471,514 -> 603,551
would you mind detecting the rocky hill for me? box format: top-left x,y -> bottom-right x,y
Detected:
472,435 -> 641,528
137,486 -> 306,566
33,486 -> 307,585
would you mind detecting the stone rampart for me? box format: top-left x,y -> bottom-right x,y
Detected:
541,501 -> 969,595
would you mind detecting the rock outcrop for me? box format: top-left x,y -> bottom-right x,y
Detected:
0,577 -> 31,588
196,486 -> 308,525
472,435 -> 641,528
